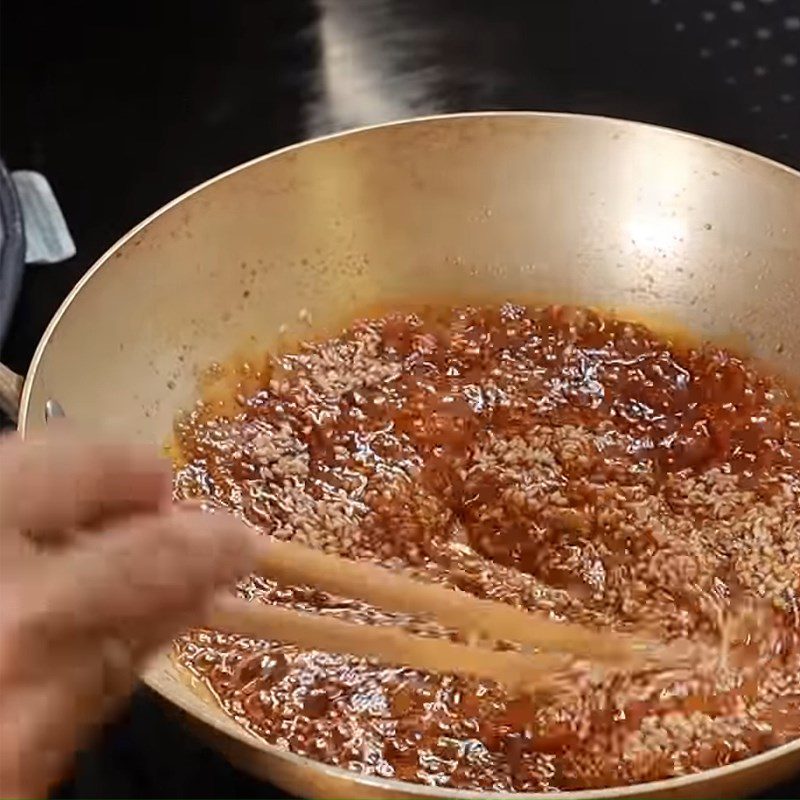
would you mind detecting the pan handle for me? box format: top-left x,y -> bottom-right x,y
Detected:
0,362 -> 23,421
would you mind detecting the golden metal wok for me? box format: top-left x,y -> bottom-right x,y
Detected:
1,113 -> 799,799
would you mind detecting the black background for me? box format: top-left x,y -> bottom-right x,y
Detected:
1,1 -> 799,796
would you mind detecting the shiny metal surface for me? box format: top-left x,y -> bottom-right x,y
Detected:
44,398 -> 65,422
1,113 -> 799,798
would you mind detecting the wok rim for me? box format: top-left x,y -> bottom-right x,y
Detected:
18,111 -> 800,798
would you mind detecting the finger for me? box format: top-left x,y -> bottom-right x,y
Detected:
0,643 -> 136,798
21,508 -> 256,653
0,430 -> 172,535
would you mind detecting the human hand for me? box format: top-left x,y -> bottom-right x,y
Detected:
0,430 -> 255,798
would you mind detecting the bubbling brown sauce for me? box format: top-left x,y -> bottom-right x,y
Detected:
173,304 -> 800,792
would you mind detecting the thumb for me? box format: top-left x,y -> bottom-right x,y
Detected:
14,508 -> 257,663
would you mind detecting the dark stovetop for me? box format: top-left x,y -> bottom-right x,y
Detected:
1,1 -> 799,797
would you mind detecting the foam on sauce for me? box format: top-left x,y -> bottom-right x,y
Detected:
172,303 -> 800,791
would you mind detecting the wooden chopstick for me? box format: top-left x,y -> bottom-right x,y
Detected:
208,595 -> 572,693
252,538 -> 642,665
